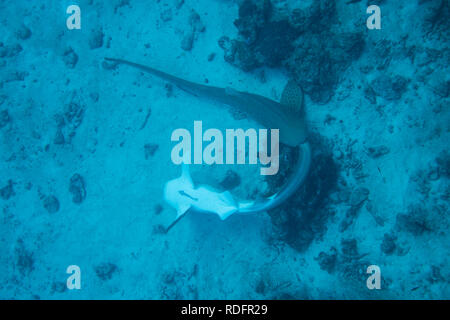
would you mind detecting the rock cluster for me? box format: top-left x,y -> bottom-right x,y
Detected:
266,134 -> 339,252
219,0 -> 365,103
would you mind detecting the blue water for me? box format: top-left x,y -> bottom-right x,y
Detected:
0,0 -> 448,299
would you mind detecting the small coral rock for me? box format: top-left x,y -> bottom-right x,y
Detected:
0,180 -> 15,200
381,233 -> 397,255
89,29 -> 104,49
315,247 -> 338,273
0,109 -> 10,129
220,170 -> 241,190
371,75 -> 408,100
69,174 -> 86,204
62,47 -> 78,68
17,24 -> 32,40
181,31 -> 194,51
94,262 -> 118,280
43,195 -> 60,213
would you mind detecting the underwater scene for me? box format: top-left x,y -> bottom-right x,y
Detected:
0,0 -> 449,300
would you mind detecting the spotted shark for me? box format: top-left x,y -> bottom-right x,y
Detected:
104,57 -> 311,229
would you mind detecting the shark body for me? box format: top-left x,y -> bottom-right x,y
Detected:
105,58 -> 311,227
105,58 -> 307,146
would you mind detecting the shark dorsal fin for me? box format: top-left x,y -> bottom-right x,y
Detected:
280,80 -> 304,116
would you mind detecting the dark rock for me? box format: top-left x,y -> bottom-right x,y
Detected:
267,135 -> 339,252
339,187 -> 369,232
427,164 -> 440,181
65,102 -> 85,131
219,170 -> 241,190
0,109 -> 10,129
233,40 -> 261,71
373,40 -> 393,70
305,0 -> 337,34
341,238 -> 359,259
425,0 -> 450,37
364,85 -> 377,104
189,11 -> 205,33
69,173 -> 86,204
160,9 -> 172,22
366,145 -> 390,158
396,205 -> 431,236
255,278 -> 266,294
315,247 -> 338,273
51,281 -> 66,293
0,180 -> 15,200
94,262 -> 118,280
114,0 -> 131,13
53,128 -> 65,145
175,0 -> 184,10
371,75 -> 408,100
367,0 -> 386,5
0,43 -> 22,58
431,79 -> 450,98
350,187 -> 369,207
218,36 -> 237,64
381,233 -> 397,255
233,0 -> 269,45
180,10 -> 205,52
16,24 -> 32,40
428,265 -> 444,284
340,258 -> 371,284
144,143 -> 159,159
43,195 -> 60,213
90,92 -> 99,102
89,29 -> 104,49
220,0 -> 363,103
15,239 -> 34,275
436,150 -> 450,178
252,20 -> 298,67
181,31 -> 194,51
338,189 -> 350,202
5,71 -> 28,82
222,0 -> 297,70
164,83 -> 174,98
62,47 -> 78,69
154,204 -> 163,215
207,53 -> 216,62
339,206 -> 358,232
287,32 -> 365,103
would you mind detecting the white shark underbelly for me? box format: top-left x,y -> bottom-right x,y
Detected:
163,142 -> 311,228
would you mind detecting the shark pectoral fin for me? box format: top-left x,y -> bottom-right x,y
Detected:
215,191 -> 238,220
220,191 -> 236,205
176,203 -> 191,218
216,206 -> 238,220
166,204 -> 191,233
163,165 -> 196,232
